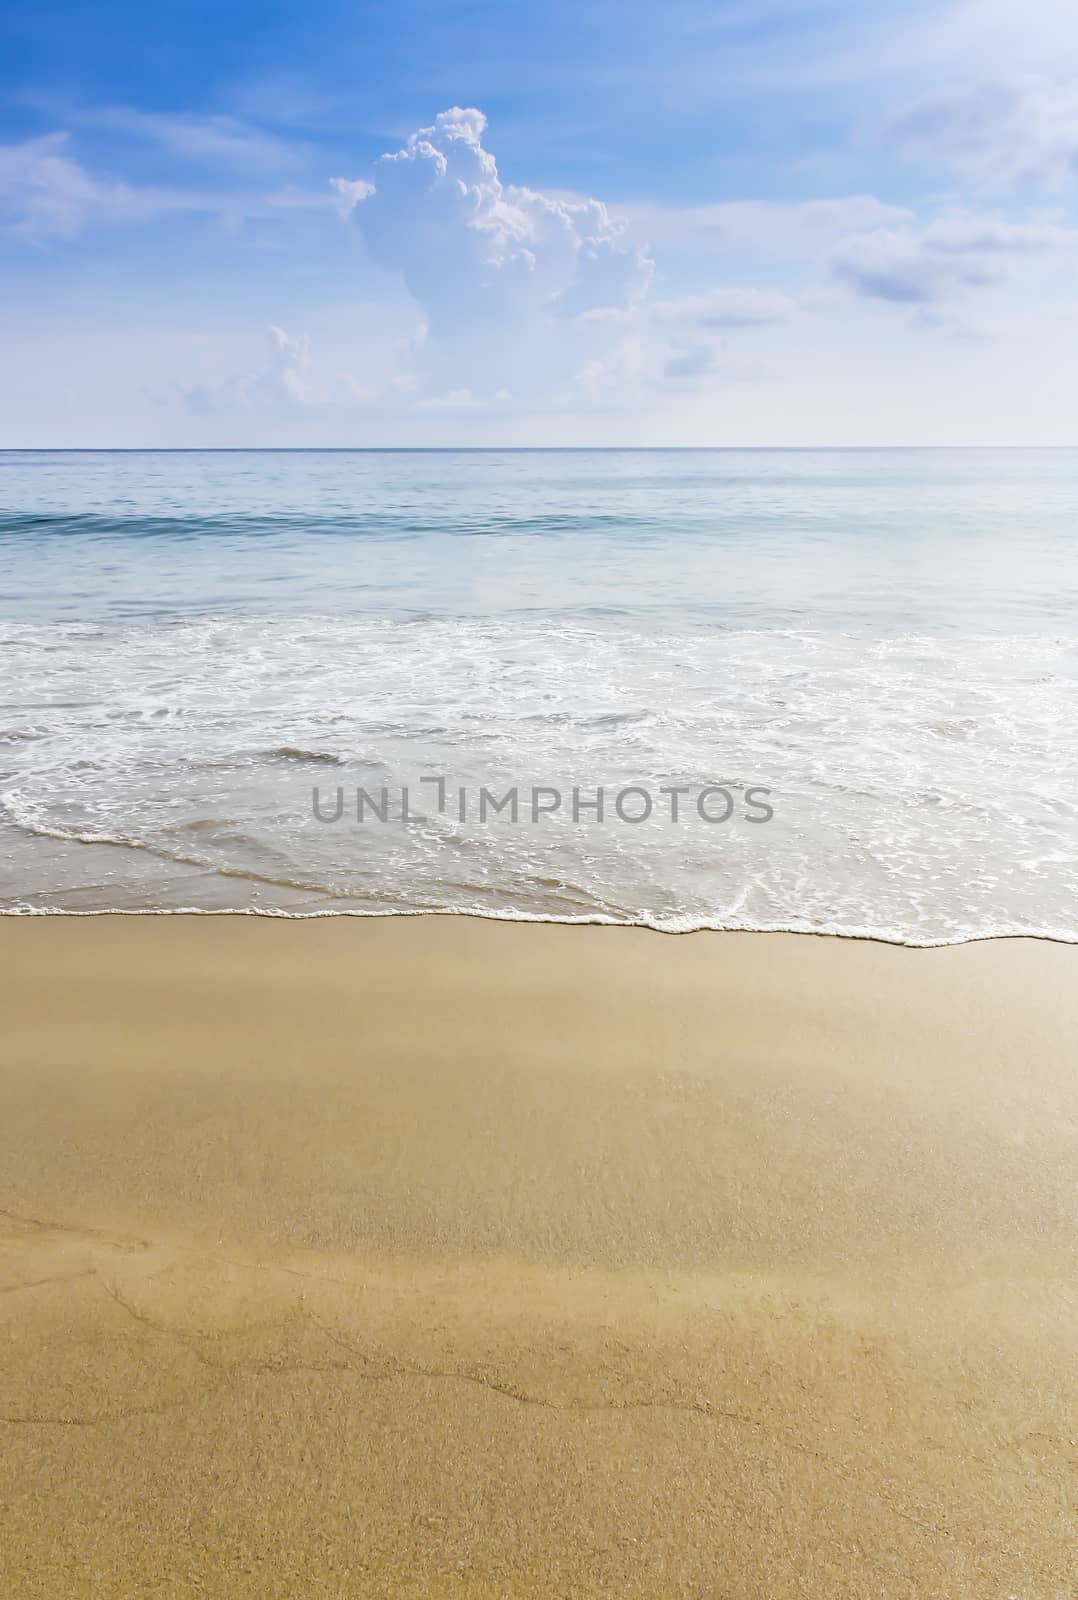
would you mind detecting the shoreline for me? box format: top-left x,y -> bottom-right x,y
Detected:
2,914 -> 1076,1596
4,902 -> 1078,948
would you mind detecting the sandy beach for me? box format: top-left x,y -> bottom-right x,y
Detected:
1,914 -> 1075,1597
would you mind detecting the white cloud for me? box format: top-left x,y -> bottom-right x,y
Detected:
0,131 -> 331,241
184,325 -> 318,414
329,176 -> 375,216
341,107 -> 653,323
621,195 -> 913,255
324,109 -> 834,409
332,107 -> 653,399
651,288 -> 796,328
0,132 -> 207,240
64,105 -> 307,175
908,0 -> 1078,82
644,287 -> 795,388
891,77 -> 1078,187
830,214 -> 1074,306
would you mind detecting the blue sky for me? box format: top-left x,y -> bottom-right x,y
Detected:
2,0 -> 1077,443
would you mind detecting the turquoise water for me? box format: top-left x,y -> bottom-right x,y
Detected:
2,449 -> 1077,939
4,448 -> 1077,628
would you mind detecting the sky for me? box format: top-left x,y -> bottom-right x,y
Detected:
2,0 -> 1077,445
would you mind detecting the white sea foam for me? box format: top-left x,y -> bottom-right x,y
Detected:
4,904 -> 1078,948
3,613 -> 1076,941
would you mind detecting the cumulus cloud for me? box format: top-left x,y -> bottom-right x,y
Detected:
332,107 -> 653,398
329,107 -> 807,406
891,77 -> 1078,187
329,176 -> 375,216
184,326 -> 318,414
830,215 -> 1073,306
344,108 -> 651,322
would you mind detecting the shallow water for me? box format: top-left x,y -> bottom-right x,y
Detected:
2,448 -> 1077,940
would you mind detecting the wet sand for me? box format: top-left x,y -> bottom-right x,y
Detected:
1,915 -> 1076,1597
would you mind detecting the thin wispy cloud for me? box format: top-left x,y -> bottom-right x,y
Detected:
619,197 -> 914,255
0,130 -> 339,242
0,133 -> 211,240
891,78 -> 1078,188
66,104 -> 310,175
831,216 -> 1076,307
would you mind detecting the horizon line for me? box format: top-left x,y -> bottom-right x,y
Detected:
2,444 -> 1076,454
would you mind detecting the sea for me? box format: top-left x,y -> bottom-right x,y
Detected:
2,447 -> 1076,943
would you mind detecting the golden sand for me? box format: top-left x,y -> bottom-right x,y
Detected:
1,915 -> 1075,1597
